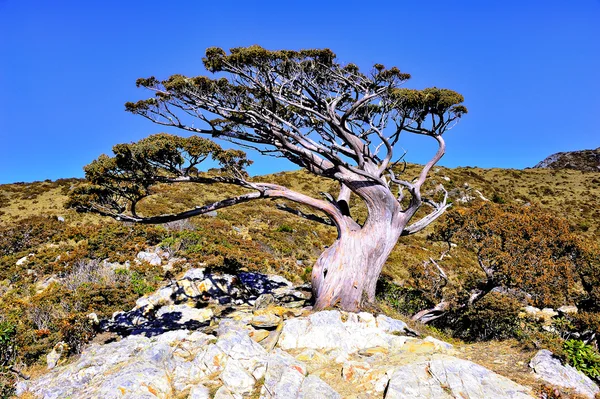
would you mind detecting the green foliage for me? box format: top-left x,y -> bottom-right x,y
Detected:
276,224 -> 294,233
58,314 -> 95,356
0,321 -> 17,368
563,339 -> 600,380
67,133 -> 252,218
449,292 -> 522,341
0,216 -> 63,257
0,320 -> 17,399
116,269 -> 158,296
376,279 -> 433,316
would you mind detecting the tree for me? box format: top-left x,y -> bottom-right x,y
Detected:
69,46 -> 467,311
412,202 -> 599,323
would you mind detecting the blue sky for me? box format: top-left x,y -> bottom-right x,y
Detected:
1,0 -> 599,184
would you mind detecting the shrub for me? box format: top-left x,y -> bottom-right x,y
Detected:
376,278 -> 433,316
449,292 -> 522,341
63,259 -> 126,291
0,320 -> 17,399
276,224 -> 294,233
58,314 -> 95,355
563,339 -> 600,381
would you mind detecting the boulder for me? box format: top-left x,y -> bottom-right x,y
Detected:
558,305 -> 579,315
46,342 -> 66,370
385,354 -> 534,398
251,313 -> 281,328
530,349 -> 599,398
155,304 -> 213,325
136,251 -> 162,266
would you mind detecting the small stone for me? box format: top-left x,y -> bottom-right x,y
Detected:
183,268 -> 205,280
376,314 -> 411,335
358,346 -> 389,357
260,323 -> 284,351
87,312 -> 99,325
155,304 -> 213,325
254,293 -> 275,310
250,329 -> 270,343
541,308 -> 558,317
46,342 -> 66,370
558,305 -> 578,315
213,386 -> 236,399
16,256 -> 28,266
251,313 -> 281,328
295,349 -> 328,363
342,361 -> 371,382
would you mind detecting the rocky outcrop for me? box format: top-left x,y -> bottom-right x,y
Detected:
530,349 -> 600,398
101,268 -> 311,336
14,265 -> 542,399
533,147 -> 600,172
18,305 -> 537,399
386,355 -> 533,398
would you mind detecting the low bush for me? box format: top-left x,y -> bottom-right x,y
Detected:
563,339 -> 600,381
448,292 -> 522,341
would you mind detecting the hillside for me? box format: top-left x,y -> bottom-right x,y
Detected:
1,165 -> 600,397
534,147 -> 600,172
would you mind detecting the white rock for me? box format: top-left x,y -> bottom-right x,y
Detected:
262,349 -> 307,398
214,386 -> 237,399
155,304 -> 213,324
376,314 -> 410,335
220,359 -> 256,395
386,354 -> 534,398
267,274 -> 294,286
136,251 -> 162,266
183,268 -> 205,280
16,256 -> 29,266
216,329 -> 267,372
558,305 -> 579,314
278,318 -> 310,349
188,384 -> 210,399
46,342 -> 66,369
424,336 -> 454,351
530,349 -> 599,398
86,312 -> 99,325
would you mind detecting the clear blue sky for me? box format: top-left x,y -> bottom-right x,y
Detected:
1,0 -> 599,184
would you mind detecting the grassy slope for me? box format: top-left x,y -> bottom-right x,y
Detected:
1,166 -> 599,281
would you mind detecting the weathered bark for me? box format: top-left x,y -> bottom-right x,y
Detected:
312,183 -> 405,311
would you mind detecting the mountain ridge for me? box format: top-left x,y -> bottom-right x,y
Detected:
534,147 -> 600,172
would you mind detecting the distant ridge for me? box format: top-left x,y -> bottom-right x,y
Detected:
533,147 -> 600,172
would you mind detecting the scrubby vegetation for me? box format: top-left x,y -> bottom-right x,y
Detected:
1,163 -> 600,394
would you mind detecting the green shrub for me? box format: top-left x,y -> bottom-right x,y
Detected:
0,321 -> 17,369
0,320 -> 17,399
563,339 -> 600,380
276,224 -> 294,233
450,292 -> 522,341
376,279 -> 433,316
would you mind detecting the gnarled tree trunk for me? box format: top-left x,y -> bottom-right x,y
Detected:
312,183 -> 406,311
